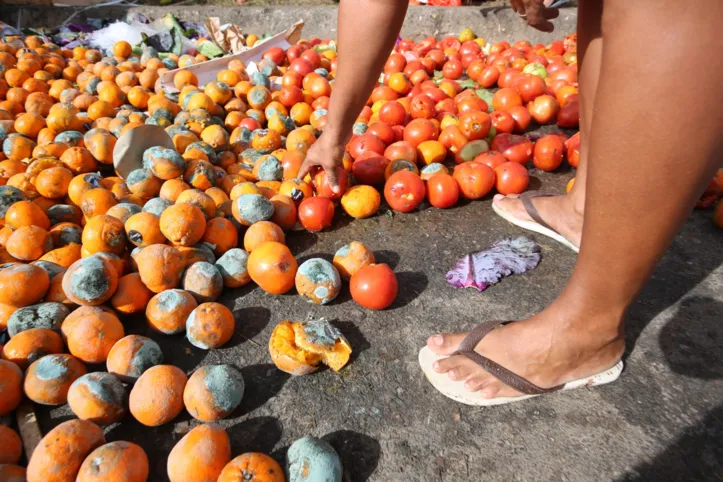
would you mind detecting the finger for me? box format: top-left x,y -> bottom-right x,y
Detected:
324,162 -> 340,193
525,2 -> 556,32
297,158 -> 313,181
529,19 -> 555,32
543,7 -> 560,19
510,0 -> 525,15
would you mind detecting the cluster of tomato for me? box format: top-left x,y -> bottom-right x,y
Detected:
324,30 -> 582,216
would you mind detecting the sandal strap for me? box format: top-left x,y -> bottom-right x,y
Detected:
453,321 -> 565,396
520,191 -> 556,233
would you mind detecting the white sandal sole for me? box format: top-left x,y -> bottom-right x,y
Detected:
418,346 -> 623,406
492,201 -> 580,253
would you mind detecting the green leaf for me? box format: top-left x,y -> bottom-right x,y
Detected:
197,40 -> 224,59
475,88 -> 495,113
457,78 -> 476,90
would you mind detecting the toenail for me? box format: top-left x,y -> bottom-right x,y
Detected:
448,369 -> 457,380
464,381 -> 474,391
481,390 -> 493,399
433,361 -> 440,370
432,335 -> 444,346
493,194 -> 504,202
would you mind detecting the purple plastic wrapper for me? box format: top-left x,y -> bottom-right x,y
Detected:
446,235 -> 541,291
67,23 -> 96,33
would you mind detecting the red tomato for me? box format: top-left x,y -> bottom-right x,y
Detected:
528,94 -> 560,124
410,93 -> 436,119
532,134 -> 564,172
384,170 -> 426,213
367,123 -> 395,145
460,53 -> 479,69
452,161 -> 496,200
350,263 -> 398,310
286,45 -> 304,62
404,60 -> 425,78
490,133 -> 533,165
384,53 -> 406,74
507,105 -> 532,133
403,118 -> 438,148
490,111 -> 515,134
348,133 -> 386,160
262,47 -> 286,66
439,36 -> 462,51
435,98 -> 458,116
494,161 -> 529,195
459,40 -> 481,57
550,67 -> 578,84
281,150 -> 305,179
426,173 -> 459,209
379,101 -> 407,126
456,96 -> 488,114
300,49 -> 321,69
289,58 -> 314,77
478,66 -> 501,88
459,111 -> 491,141
426,49 -> 446,69
420,86 -> 448,103
442,60 -> 463,80
298,196 -> 335,232
384,141 -> 418,164
313,167 -> 349,200
473,151 -> 507,171
497,69 -> 522,89
515,74 -> 546,103
352,152 -> 388,186
557,99 -> 579,128
439,125 -> 468,154
565,132 -> 581,168
239,117 -> 261,131
492,87 -> 523,112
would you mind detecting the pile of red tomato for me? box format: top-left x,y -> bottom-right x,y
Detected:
315,30 -> 582,217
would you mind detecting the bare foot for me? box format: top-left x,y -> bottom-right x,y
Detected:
493,193 -> 583,249
426,305 -> 624,399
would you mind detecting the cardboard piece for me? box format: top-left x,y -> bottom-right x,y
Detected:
16,401 -> 43,458
205,17 -> 246,55
159,20 -> 304,93
112,124 -> 175,180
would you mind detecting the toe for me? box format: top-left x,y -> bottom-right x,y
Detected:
432,354 -> 467,374
481,384 -> 501,399
445,359 -> 477,381
493,193 -> 520,205
427,332 -> 467,356
463,376 -> 489,392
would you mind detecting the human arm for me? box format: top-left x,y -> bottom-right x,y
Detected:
510,0 -> 561,33
298,0 -> 409,191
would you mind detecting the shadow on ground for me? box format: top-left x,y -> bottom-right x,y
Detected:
625,229 -> 723,361
324,430 -> 381,482
621,403 -> 723,481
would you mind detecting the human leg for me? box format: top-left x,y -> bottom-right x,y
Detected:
427,0 -> 723,400
491,0 -> 604,249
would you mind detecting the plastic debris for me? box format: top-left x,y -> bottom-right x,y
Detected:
446,235 -> 542,291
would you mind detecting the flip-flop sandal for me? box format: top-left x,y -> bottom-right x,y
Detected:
492,191 -> 580,253
418,320 -> 623,406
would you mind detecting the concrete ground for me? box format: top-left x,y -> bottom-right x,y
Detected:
36,147 -> 723,481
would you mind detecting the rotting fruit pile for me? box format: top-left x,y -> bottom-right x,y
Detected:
0,25 -> 722,482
